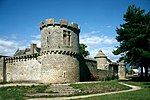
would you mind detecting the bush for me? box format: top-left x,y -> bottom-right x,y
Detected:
90,74 -> 118,81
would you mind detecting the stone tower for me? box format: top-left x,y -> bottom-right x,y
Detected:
40,18 -> 80,83
95,50 -> 107,70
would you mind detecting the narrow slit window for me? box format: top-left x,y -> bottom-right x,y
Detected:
63,71 -> 66,78
68,32 -> 71,46
47,36 -> 49,43
63,31 -> 67,45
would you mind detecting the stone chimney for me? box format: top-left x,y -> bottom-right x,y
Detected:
30,43 -> 37,54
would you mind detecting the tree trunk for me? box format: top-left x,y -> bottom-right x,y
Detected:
140,66 -> 144,81
144,66 -> 149,81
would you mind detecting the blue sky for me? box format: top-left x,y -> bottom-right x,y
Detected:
0,0 -> 150,61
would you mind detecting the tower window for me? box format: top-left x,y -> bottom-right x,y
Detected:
63,30 -> 71,46
47,36 -> 49,48
68,32 -> 71,46
47,36 -> 49,43
63,33 -> 67,45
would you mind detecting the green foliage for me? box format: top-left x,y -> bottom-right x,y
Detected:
125,67 -> 129,73
34,85 -> 48,93
79,43 -> 90,57
113,5 -> 150,78
0,82 -> 13,84
128,69 -> 134,75
90,74 -> 118,81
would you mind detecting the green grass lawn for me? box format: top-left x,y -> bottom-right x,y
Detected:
0,81 -> 147,100
70,80 -> 131,95
0,85 -> 49,100
76,81 -> 150,100
0,81 -> 131,100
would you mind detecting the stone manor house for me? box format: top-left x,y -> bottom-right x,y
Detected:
0,18 -> 126,83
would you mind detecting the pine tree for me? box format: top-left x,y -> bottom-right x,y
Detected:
113,5 -> 150,81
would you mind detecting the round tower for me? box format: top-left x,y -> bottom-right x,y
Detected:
40,18 -> 80,83
94,50 -> 107,70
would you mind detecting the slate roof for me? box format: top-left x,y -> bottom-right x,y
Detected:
13,47 -> 41,57
35,47 -> 41,53
94,50 -> 112,63
13,49 -> 26,56
95,50 -> 107,58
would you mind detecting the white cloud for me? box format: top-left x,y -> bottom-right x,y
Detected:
31,34 -> 41,47
102,36 -> 117,44
80,32 -> 117,47
80,31 -> 119,62
0,36 -> 41,56
0,39 -> 26,56
80,36 -> 103,46
30,40 -> 41,47
106,25 -> 112,28
8,34 -> 17,39
101,47 -> 120,62
30,33 -> 41,47
90,31 -> 100,34
32,34 -> 41,39
87,46 -> 120,62
100,25 -> 112,28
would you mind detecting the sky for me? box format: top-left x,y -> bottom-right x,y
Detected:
0,0 -> 150,61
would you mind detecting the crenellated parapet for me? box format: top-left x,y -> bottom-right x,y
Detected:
5,53 -> 39,63
41,50 -> 79,57
40,18 -> 80,32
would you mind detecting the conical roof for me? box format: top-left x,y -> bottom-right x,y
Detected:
95,50 -> 107,58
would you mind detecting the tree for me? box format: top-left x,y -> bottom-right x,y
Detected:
79,43 -> 90,57
113,5 -> 150,80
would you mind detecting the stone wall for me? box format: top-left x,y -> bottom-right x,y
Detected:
85,58 -> 97,74
0,58 -> 4,82
118,62 -> 126,79
41,53 -> 79,83
81,57 -> 114,81
5,55 -> 41,82
96,70 -> 114,80
79,57 -> 97,81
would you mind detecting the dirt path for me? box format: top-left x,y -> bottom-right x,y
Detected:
0,83 -> 39,87
28,82 -> 142,100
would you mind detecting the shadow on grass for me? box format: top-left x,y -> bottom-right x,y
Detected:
119,76 -> 150,82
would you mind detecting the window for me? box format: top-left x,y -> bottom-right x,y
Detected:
63,30 -> 67,45
47,36 -> 49,43
63,30 -> 71,46
63,71 -> 66,78
67,32 -> 71,46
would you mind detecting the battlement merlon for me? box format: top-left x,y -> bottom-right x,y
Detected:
40,18 -> 80,32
